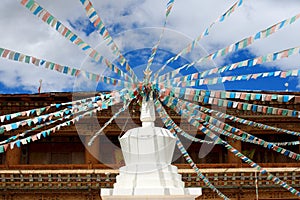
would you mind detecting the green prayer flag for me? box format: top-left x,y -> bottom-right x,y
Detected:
221,91 -> 226,99
49,63 -> 55,70
71,68 -> 76,76
218,99 -> 223,106
288,48 -> 294,56
0,127 -> 4,134
221,48 -> 226,56
25,56 -> 30,63
266,28 -> 271,37
243,38 -> 248,47
290,16 -> 297,24
205,116 -> 210,122
65,30 -> 71,38
276,148 -> 281,153
282,110 -> 288,116
27,120 -> 32,126
245,93 -> 251,100
267,107 -> 272,114
286,70 -> 292,76
77,41 -> 84,46
194,90 -> 200,101
242,134 -> 246,140
26,0 -> 35,9
47,15 -> 54,25
0,48 -> 4,56
224,124 -> 230,131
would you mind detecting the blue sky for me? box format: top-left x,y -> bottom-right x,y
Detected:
0,0 -> 299,94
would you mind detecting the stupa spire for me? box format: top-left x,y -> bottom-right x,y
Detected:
140,92 -> 156,127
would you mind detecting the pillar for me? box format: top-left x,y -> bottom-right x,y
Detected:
5,147 -> 21,166
227,139 -> 242,166
84,136 -> 100,165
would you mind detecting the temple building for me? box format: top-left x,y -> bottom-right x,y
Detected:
0,91 -> 299,200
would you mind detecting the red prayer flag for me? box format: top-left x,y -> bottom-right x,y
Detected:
21,0 -> 29,6
94,18 -> 101,27
42,12 -> 50,22
85,2 -> 92,12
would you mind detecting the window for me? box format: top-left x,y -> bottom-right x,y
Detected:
25,136 -> 85,164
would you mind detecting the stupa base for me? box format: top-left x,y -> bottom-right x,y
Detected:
101,187 -> 201,200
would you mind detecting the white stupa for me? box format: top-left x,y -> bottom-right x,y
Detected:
101,93 -> 202,199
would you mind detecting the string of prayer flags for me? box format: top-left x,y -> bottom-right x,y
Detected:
152,0 -> 243,82
206,47 -> 300,77
152,84 -> 300,136
226,140 -> 300,195
88,89 -> 136,146
0,88 -> 133,138
168,46 -> 300,82
0,91 -> 112,125
0,108 -> 71,135
162,95 -> 300,160
144,0 -> 175,83
0,88 -> 134,152
0,47 -> 133,88
166,69 -> 300,87
153,84 -> 295,103
174,119 -> 266,146
88,99 -> 133,146
0,109 -> 75,146
151,96 -> 212,144
155,104 -> 212,144
273,141 -> 300,146
0,103 -> 91,136
0,105 -> 47,124
154,100 -> 229,200
79,0 -> 139,83
0,106 -> 102,153
19,0 -> 133,82
166,0 -> 175,17
72,87 -> 135,112
221,139 -> 300,197
175,136 -> 227,199
169,89 -> 299,136
161,97 -> 300,197
197,12 -> 300,68
167,87 -> 299,118
154,83 -> 299,119
168,89 -> 300,134
177,128 -> 213,144
168,87 -> 295,103
0,113 -> 76,152
157,12 -> 300,82
212,111 -> 300,137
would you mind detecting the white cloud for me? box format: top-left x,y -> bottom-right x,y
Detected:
0,0 -> 299,93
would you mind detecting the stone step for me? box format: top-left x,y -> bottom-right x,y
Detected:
112,187 -> 186,196
114,177 -> 185,188
115,171 -> 183,183
119,164 -> 179,174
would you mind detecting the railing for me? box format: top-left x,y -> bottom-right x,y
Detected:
0,166 -> 299,190
1,163 -> 300,169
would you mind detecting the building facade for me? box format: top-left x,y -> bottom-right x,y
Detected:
0,92 -> 299,200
